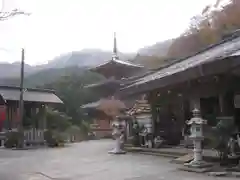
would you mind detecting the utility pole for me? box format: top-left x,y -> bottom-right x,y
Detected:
17,48 -> 24,147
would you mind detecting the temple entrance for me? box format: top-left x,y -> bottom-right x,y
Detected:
200,96 -> 220,126
154,104 -> 182,145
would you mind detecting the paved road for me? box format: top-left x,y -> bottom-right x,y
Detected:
0,140 -> 233,179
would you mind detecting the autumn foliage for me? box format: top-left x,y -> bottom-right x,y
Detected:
167,0 -> 240,58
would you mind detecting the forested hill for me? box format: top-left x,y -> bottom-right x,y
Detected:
0,66 -> 104,88
133,0 -> 240,69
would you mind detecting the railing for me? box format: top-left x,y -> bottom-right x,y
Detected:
23,128 -> 45,144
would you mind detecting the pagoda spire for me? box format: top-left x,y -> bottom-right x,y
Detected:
112,32 -> 119,60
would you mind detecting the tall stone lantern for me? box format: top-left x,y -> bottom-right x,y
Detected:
108,116 -> 126,154
184,108 -> 210,168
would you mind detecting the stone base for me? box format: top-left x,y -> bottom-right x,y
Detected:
208,172 -> 228,177
184,160 -> 212,168
179,165 -> 212,173
171,154 -> 193,164
108,149 -> 126,155
179,160 -> 213,173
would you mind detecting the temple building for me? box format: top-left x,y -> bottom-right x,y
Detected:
81,33 -> 147,138
0,85 -> 63,145
119,31 -> 240,146
81,98 -> 126,138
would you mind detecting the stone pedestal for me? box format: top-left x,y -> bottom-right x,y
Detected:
184,138 -> 210,168
108,135 -> 126,154
108,120 -> 126,155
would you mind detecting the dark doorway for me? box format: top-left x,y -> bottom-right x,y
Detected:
200,96 -> 219,126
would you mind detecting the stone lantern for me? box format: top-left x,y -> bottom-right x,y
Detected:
184,108 -> 210,168
108,116 -> 126,154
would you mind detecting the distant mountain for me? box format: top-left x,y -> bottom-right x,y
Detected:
0,62 -> 36,78
138,39 -> 173,57
0,49 -> 135,79
0,66 -> 104,88
43,49 -> 134,69
129,39 -> 175,69
24,66 -> 90,87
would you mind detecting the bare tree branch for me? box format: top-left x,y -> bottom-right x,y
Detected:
0,9 -> 30,21
0,0 -> 30,21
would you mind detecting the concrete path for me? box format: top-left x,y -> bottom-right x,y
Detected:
0,140 -> 234,179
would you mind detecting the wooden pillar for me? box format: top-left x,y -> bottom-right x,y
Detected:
41,105 -> 47,130
149,91 -> 157,135
219,93 -> 224,115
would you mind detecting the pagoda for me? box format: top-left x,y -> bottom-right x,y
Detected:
90,32 -> 144,79
81,33 -> 146,138
85,32 -> 147,97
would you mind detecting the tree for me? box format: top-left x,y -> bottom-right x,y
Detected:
45,108 -> 72,131
42,69 -> 104,133
131,55 -> 170,69
167,0 -> 240,59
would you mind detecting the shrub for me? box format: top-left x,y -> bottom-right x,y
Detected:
44,130 -> 67,147
4,131 -> 23,148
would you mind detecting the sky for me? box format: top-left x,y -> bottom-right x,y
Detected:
0,0 -> 218,65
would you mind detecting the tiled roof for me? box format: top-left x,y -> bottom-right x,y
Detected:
83,78 -> 121,89
121,33 -> 240,95
128,100 -> 151,115
0,86 -> 63,104
80,100 -> 101,109
91,58 -> 144,70
89,57 -> 146,79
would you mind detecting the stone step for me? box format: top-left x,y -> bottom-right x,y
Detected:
124,146 -> 221,163
124,147 -> 186,157
137,151 -> 180,158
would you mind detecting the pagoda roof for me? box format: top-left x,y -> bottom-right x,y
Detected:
128,99 -> 151,116
89,57 -> 144,79
81,98 -> 126,112
83,78 -> 122,98
81,100 -> 101,109
83,70 -> 151,98
84,78 -> 122,89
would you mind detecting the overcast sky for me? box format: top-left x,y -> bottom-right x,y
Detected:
0,0 -> 217,65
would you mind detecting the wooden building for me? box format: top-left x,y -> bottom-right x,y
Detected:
128,95 -> 153,147
81,98 -> 126,138
119,31 -> 240,144
0,86 -> 63,144
128,95 -> 152,132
